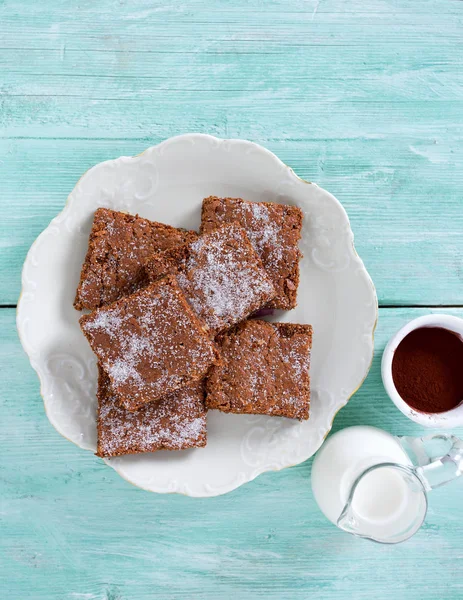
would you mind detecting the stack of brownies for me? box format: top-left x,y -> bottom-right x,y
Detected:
75,197 -> 313,458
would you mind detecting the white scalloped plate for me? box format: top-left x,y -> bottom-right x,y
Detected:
17,134 -> 377,497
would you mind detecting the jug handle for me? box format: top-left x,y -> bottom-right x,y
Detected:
398,433 -> 463,491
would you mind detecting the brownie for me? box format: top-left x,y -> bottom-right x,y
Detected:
201,196 -> 303,310
96,367 -> 207,458
145,224 -> 276,335
206,319 -> 312,420
80,275 -> 220,411
74,208 -> 198,311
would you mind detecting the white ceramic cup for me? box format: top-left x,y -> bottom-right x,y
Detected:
381,314 -> 463,428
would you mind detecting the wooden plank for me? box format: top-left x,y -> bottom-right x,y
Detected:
2,66 -> 463,102
1,2 -> 463,138
2,0 -> 462,19
2,98 -> 463,140
2,136 -> 462,306
1,0 -> 462,306
1,1 -> 461,38
2,306 -> 463,599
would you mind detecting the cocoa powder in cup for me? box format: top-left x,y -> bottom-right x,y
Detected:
391,327 -> 463,414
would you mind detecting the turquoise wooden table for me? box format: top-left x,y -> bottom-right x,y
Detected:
1,1 -> 463,598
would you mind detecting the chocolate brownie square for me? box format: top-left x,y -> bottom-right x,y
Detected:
74,208 -> 198,311
201,196 -> 303,310
206,319 -> 312,420
96,368 -> 207,458
80,275 -> 220,411
145,224 -> 276,335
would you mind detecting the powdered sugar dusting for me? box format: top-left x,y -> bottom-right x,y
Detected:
201,197 -> 303,309
206,320 -> 311,420
80,276 -> 217,410
97,371 -> 207,457
84,310 -> 123,335
281,341 -> 311,382
149,224 -> 276,334
247,202 -> 283,267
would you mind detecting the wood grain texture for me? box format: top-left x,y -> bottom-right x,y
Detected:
2,308 -> 463,600
1,0 -> 462,306
1,1 -> 463,598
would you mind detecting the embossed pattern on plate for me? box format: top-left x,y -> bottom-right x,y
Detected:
17,134 -> 377,497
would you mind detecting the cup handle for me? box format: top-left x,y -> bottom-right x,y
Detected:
399,434 -> 463,491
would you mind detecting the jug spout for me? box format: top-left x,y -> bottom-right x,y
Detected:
399,434 -> 463,491
337,506 -> 363,537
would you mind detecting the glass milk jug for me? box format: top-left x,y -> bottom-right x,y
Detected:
311,426 -> 463,544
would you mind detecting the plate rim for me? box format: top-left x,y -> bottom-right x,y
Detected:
17,133 -> 378,496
